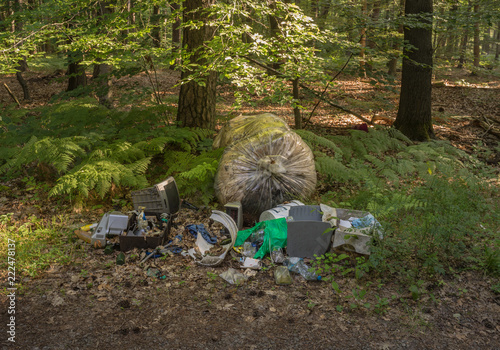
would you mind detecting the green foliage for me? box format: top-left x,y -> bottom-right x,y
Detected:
310,126 -> 498,285
164,148 -> 224,205
0,98 -> 218,203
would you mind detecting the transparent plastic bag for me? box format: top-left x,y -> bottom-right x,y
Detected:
274,266 -> 293,285
214,114 -> 316,219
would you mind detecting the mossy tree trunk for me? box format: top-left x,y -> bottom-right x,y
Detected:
394,0 -> 434,141
176,0 -> 217,129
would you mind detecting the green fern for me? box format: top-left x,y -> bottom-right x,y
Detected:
1,136 -> 87,174
295,129 -> 344,160
49,158 -> 150,198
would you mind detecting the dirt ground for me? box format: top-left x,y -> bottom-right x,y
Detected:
1,67 -> 500,349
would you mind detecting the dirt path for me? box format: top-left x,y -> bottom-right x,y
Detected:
2,258 -> 499,349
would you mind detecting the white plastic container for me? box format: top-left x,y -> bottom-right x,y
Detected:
258,200 -> 304,222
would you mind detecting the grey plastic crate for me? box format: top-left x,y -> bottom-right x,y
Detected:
131,177 -> 180,215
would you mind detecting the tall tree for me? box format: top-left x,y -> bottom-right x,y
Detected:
13,0 -> 30,101
176,0 -> 217,129
394,0 -> 434,141
496,21 -> 500,61
473,1 -> 480,67
92,2 -> 113,107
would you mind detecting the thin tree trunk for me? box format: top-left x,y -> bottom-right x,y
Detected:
152,5 -> 161,48
170,2 -> 181,69
359,0 -> 367,76
16,57 -> 30,100
67,51 -> 87,91
387,0 -> 404,76
473,3 -> 480,67
368,0 -> 381,49
445,4 -> 458,59
13,0 -> 30,100
482,30 -> 490,54
92,2 -> 113,106
394,0 -> 434,141
457,31 -> 469,68
496,22 -> 500,61
269,1 -> 282,71
293,78 -> 301,129
457,2 -> 472,68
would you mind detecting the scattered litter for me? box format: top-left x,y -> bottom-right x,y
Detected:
284,257 -> 321,281
188,210 -> 238,267
270,247 -> 285,264
146,268 -> 160,278
186,224 -> 217,244
274,266 -> 292,285
240,257 -> 261,270
259,200 -> 304,222
219,268 -> 249,285
243,269 -> 258,278
352,123 -> 369,132
323,205 -> 384,255
242,242 -> 257,257
116,252 -> 126,265
235,218 -> 287,259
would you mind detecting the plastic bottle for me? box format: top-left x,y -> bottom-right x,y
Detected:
249,229 -> 264,243
284,257 -> 321,281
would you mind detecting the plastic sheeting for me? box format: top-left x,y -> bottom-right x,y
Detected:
214,114 -> 317,218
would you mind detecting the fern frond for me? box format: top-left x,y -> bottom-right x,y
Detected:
134,136 -> 176,155
49,157 -> 151,198
1,136 -> 86,174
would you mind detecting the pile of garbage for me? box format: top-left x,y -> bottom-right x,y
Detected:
74,113 -> 384,285
75,180 -> 383,285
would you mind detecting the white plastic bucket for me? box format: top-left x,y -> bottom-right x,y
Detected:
259,200 -> 304,222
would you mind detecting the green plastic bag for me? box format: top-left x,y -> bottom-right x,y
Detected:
235,218 -> 287,259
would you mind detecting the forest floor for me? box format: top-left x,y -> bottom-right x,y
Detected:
1,66 -> 500,349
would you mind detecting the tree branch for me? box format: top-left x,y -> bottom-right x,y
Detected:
243,55 -> 372,125
303,53 -> 354,129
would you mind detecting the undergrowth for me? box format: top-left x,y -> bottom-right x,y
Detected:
0,213 -> 81,282
1,97 -> 499,288
300,127 -> 499,298
0,97 -> 220,205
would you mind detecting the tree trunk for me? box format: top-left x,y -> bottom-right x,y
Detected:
368,0 -> 381,49
457,2 -> 472,69
176,0 -> 217,129
16,57 -> 30,100
359,0 -> 367,76
12,0 -> 30,100
312,0 -> 331,30
66,52 -> 87,92
387,0 -> 404,76
293,78 -> 301,129
269,1 -> 282,71
473,3 -> 480,67
152,5 -> 161,48
445,4 -> 458,59
482,30 -> 490,54
92,2 -> 113,106
394,0 -> 434,141
496,22 -> 500,61
170,2 -> 181,69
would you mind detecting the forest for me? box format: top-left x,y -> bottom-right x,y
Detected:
1,0 -> 500,348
